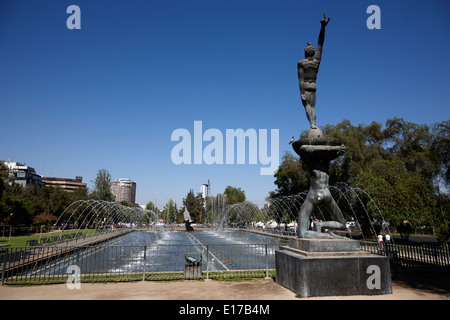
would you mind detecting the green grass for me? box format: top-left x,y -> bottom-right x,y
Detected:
4,274 -> 145,286
3,270 -> 276,286
207,270 -> 275,281
0,229 -> 98,247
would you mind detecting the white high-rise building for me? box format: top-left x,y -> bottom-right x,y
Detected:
200,179 -> 210,199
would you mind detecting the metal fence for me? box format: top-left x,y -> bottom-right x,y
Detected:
361,241 -> 450,272
1,243 -> 279,285
3,239 -> 449,285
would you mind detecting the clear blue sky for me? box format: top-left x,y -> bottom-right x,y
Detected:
1,0 -> 449,209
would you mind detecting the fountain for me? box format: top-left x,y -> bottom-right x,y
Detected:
203,183 -> 392,243
274,13 -> 392,297
47,200 -> 155,242
14,189 -> 393,284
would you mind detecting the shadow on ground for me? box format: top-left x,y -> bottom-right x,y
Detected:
392,271 -> 450,296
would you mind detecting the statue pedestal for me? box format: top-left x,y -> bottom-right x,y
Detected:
275,239 -> 392,298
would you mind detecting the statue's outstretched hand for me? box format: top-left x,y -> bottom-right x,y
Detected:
337,145 -> 346,156
321,13 -> 330,27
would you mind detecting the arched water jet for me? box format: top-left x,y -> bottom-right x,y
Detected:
51,200 -> 148,238
329,186 -> 366,241
75,200 -> 121,233
48,200 -> 103,238
335,183 -> 379,239
78,201 -> 111,231
52,200 -> 93,232
268,197 -> 296,228
353,187 -> 392,239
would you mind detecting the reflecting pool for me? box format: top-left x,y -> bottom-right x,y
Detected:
32,230 -> 283,275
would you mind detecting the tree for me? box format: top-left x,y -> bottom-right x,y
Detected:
355,158 -> 436,234
33,214 -> 57,230
272,152 -> 308,197
145,201 -> 159,212
223,186 -> 246,204
431,120 -> 450,187
163,199 -> 178,223
432,193 -> 450,242
0,161 -> 7,200
180,190 -> 205,223
90,169 -> 114,201
0,193 -> 33,226
270,118 -> 449,241
321,119 -> 386,184
272,119 -> 386,198
381,118 -> 449,239
33,186 -> 70,217
383,117 -> 433,180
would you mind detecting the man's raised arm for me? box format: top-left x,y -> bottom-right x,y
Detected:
315,13 -> 330,61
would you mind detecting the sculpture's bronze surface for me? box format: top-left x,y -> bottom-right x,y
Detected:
297,13 -> 330,131
293,14 -> 347,238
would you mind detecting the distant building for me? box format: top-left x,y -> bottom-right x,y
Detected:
4,161 -> 44,188
109,178 -> 136,204
41,176 -> 86,192
200,179 -> 210,199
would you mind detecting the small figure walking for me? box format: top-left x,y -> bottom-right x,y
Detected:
378,234 -> 383,243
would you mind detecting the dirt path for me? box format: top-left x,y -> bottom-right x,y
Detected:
1,276 -> 449,300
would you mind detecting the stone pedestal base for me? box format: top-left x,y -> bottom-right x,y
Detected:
275,239 -> 392,298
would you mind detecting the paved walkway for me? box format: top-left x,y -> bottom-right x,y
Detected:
1,273 -> 449,300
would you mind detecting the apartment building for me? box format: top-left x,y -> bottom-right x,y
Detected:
3,161 -> 44,188
109,178 -> 136,204
41,176 -> 86,192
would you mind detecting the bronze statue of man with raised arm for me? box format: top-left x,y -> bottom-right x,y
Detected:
276,12 -> 392,299
292,13 -> 347,239
298,13 -> 330,132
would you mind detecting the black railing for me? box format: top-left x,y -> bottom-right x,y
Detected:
1,243 -> 279,285
361,241 -> 450,272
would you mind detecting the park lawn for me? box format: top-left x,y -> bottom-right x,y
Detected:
0,229 -> 97,247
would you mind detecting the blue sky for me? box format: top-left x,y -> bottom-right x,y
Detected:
1,0 -> 449,209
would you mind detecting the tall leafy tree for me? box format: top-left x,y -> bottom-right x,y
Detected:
321,119 -> 386,184
383,117 -> 433,179
271,118 -> 449,240
272,152 -> 308,197
90,169 -> 114,201
163,199 -> 178,223
1,193 -> 33,226
0,161 -> 7,200
430,120 -> 450,241
355,158 -> 436,231
33,186 -> 70,217
180,189 -> 205,222
145,201 -> 159,212
223,186 -> 246,204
